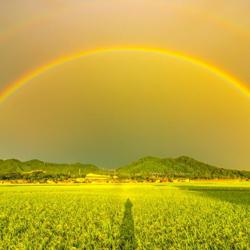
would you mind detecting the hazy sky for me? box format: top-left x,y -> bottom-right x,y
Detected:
0,1 -> 249,169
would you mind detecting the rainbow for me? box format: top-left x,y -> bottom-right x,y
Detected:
1,2 -> 249,45
0,46 -> 249,103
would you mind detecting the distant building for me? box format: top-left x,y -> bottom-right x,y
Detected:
85,173 -> 111,182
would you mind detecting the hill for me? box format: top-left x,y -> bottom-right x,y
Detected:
0,156 -> 249,181
0,159 -> 101,180
117,156 -> 250,179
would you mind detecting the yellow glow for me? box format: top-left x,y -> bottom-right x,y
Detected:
0,46 -> 249,103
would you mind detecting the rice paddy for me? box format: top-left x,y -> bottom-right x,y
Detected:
0,182 -> 249,249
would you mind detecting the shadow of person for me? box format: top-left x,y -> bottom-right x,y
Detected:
119,199 -> 137,250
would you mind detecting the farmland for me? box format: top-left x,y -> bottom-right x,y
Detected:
0,182 -> 249,249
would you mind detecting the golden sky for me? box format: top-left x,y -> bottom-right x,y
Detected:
0,1 -> 249,169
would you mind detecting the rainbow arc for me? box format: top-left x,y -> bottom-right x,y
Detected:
0,47 -> 249,103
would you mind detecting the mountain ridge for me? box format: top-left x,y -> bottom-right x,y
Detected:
0,156 -> 249,180
117,156 -> 250,179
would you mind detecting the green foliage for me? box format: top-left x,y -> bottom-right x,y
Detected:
0,159 -> 100,180
0,183 -> 249,249
117,156 -> 250,179
0,156 -> 249,181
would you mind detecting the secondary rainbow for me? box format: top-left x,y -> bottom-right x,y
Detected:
0,46 -> 249,103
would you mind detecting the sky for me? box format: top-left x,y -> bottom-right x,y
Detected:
0,1 -> 249,169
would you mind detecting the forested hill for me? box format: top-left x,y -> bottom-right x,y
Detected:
0,159 -> 100,179
0,156 -> 249,180
117,156 -> 250,179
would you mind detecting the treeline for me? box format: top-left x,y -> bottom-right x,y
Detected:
0,171 -> 71,182
0,157 -> 249,182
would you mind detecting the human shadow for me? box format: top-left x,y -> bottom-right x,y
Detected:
119,199 -> 137,250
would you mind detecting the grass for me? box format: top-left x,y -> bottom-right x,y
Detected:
0,182 -> 249,249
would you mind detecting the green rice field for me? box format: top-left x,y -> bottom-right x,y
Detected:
0,182 -> 249,249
